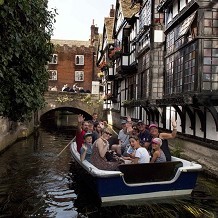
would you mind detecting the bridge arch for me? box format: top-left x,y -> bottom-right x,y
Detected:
38,91 -> 103,122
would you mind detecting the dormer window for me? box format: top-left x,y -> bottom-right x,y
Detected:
75,55 -> 84,65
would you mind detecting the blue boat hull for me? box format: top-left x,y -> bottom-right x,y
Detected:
95,171 -> 199,202
70,141 -> 202,204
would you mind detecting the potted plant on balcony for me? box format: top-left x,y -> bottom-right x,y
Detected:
98,61 -> 111,72
109,47 -> 122,60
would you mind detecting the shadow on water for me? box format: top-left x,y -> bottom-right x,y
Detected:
69,161 -> 218,218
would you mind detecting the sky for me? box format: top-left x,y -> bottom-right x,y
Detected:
48,0 -> 116,41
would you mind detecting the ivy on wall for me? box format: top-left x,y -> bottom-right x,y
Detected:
0,0 -> 56,122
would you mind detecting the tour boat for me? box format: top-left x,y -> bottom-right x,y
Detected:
70,140 -> 202,204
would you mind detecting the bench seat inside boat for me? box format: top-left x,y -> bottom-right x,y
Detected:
118,161 -> 183,183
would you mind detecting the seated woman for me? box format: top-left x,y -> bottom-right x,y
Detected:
80,133 -> 93,162
150,138 -> 166,163
129,135 -> 150,164
90,128 -> 121,171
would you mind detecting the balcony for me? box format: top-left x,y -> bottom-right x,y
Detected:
116,53 -> 138,76
105,67 -> 115,81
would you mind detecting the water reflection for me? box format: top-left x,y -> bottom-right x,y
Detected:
0,126 -> 217,218
0,127 -> 76,217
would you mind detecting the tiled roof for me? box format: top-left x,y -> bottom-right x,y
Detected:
104,17 -> 115,43
51,39 -> 90,47
120,0 -> 140,18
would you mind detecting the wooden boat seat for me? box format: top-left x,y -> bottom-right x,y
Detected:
118,161 -> 183,184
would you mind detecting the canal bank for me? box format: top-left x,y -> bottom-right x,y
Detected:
0,116 -> 35,154
169,137 -> 218,179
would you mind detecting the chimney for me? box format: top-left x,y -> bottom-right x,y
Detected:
110,4 -> 115,17
90,19 -> 99,46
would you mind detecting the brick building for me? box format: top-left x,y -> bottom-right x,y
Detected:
48,22 -> 99,92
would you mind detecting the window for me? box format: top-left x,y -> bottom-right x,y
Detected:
204,10 -> 218,36
202,40 -> 218,90
75,71 -> 84,81
184,43 -> 196,92
178,12 -> 196,38
48,70 -> 57,80
49,54 -> 58,64
75,55 -> 84,65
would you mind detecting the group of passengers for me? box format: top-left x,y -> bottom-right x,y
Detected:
76,113 -> 177,171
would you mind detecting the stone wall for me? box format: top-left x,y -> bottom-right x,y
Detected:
169,138 -> 218,179
0,116 -> 35,153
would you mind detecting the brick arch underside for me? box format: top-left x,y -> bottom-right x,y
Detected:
39,104 -> 95,122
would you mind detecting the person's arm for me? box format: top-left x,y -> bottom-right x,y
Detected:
77,114 -> 84,133
126,116 -> 133,133
132,157 -> 139,164
150,151 -> 159,163
80,145 -> 87,161
96,139 -> 108,158
160,120 -> 177,139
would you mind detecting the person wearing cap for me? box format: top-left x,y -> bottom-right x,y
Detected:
76,114 -> 89,153
111,118 -> 132,156
137,120 -> 152,150
149,121 -> 177,161
91,127 -> 121,170
150,138 -> 166,163
80,133 -> 93,162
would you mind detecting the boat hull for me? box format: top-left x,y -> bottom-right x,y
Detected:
70,141 -> 202,204
96,171 -> 198,203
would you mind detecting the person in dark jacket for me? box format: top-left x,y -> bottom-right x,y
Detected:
148,121 -> 177,161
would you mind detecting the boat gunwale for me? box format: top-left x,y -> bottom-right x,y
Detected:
70,141 -> 202,183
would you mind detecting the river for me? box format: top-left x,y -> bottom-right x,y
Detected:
0,126 -> 217,217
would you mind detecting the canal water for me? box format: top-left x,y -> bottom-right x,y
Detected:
0,126 -> 217,217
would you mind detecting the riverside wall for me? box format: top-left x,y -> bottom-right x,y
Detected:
169,137 -> 218,179
0,116 -> 35,154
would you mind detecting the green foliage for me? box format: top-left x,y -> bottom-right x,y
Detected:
0,0 -> 56,121
171,141 -> 183,158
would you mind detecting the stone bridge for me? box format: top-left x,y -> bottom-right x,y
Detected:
38,91 -> 103,121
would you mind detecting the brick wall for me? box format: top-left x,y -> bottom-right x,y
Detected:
48,43 -> 98,92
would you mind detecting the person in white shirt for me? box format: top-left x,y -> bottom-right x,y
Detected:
129,135 -> 150,164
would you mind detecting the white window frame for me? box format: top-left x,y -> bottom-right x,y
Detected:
75,55 -> 84,65
49,54 -> 58,64
48,70 -> 57,80
75,71 -> 84,81
173,1 -> 178,18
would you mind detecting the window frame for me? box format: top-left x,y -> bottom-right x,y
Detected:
48,70 -> 58,80
49,54 -> 58,64
75,55 -> 84,65
75,71 -> 84,81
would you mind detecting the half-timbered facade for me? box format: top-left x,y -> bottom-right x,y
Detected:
157,0 -> 218,143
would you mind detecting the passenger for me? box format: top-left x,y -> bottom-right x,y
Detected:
131,124 -> 139,136
137,120 -> 152,149
129,135 -> 150,164
150,138 -> 166,163
90,128 -> 121,171
80,133 -> 93,162
111,119 -> 131,156
87,120 -> 94,133
92,122 -> 103,142
92,112 -> 99,125
149,121 -> 177,161
76,114 -> 89,153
